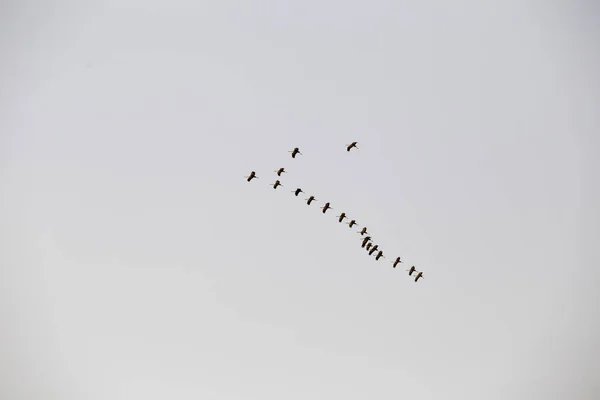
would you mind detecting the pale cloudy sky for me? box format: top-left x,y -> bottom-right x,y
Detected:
1,1 -> 599,399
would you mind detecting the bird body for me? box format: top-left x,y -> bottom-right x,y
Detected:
337,212 -> 347,222
293,188 -> 304,196
275,167 -> 287,176
321,202 -> 332,214
361,236 -> 372,248
414,271 -> 424,282
245,171 -> 258,182
347,219 -> 358,228
370,244 -> 379,253
358,227 -> 368,235
306,196 -> 316,205
366,242 -> 372,251
289,147 -> 302,158
406,265 -> 416,275
271,180 -> 283,189
346,141 -> 359,152
393,257 -> 402,268
375,250 -> 385,260
368,247 -> 377,255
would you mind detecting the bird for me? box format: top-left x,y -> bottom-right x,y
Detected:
336,212 -> 347,222
288,147 -> 302,158
370,244 -> 379,253
347,219 -> 358,228
375,250 -> 385,261
358,226 -> 368,235
271,180 -> 283,189
274,167 -> 287,176
292,188 -> 304,196
368,246 -> 378,256
406,265 -> 416,275
414,271 -> 424,282
346,141 -> 359,152
245,171 -> 258,182
306,195 -> 316,205
361,236 -> 372,248
365,242 -> 373,251
320,202 -> 332,214
392,257 -> 403,268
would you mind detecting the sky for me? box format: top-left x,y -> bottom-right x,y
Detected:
1,1 -> 599,399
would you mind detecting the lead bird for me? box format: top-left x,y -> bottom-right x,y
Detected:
346,141 -> 359,152
414,271 -> 424,282
305,195 -> 317,205
270,180 -> 283,189
347,219 -> 358,228
392,257 -> 403,268
358,226 -> 369,235
336,212 -> 347,223
288,147 -> 302,158
361,236 -> 372,248
406,265 -> 416,275
274,167 -> 287,176
245,171 -> 258,182
292,188 -> 304,196
320,202 -> 332,214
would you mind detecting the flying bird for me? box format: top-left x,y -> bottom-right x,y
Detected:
406,265 -> 416,275
292,188 -> 304,196
245,171 -> 258,182
392,257 -> 403,268
320,202 -> 332,214
368,246 -> 378,256
336,212 -> 347,222
365,242 -> 373,251
358,227 -> 368,235
361,236 -> 372,248
274,167 -> 287,176
306,195 -> 316,205
346,141 -> 359,152
414,271 -> 424,282
288,147 -> 302,158
270,180 -> 283,189
375,250 -> 385,261
347,219 -> 358,228
370,244 -> 379,253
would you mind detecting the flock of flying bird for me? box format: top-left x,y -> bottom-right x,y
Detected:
245,142 -> 425,282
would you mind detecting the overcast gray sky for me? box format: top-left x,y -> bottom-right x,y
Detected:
1,1 -> 599,399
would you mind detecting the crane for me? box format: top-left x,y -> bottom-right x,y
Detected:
392,257 -> 402,268
347,219 -> 358,228
365,242 -> 373,251
245,171 -> 258,182
274,167 -> 287,176
368,246 -> 378,256
306,195 -> 317,205
361,236 -> 372,248
320,202 -> 332,214
375,250 -> 385,261
414,271 -> 424,282
406,265 -> 416,275
346,141 -> 359,152
292,188 -> 304,196
336,212 -> 347,223
288,147 -> 302,158
370,244 -> 379,253
358,227 -> 368,235
270,180 -> 283,189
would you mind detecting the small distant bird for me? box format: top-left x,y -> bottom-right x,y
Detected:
375,250 -> 385,261
406,265 -> 416,275
306,195 -> 316,205
366,242 -> 373,251
346,141 -> 359,152
358,227 -> 368,235
361,236 -> 372,248
274,167 -> 287,176
289,147 -> 302,158
392,257 -> 403,268
370,244 -> 379,253
271,180 -> 283,189
292,188 -> 304,196
368,246 -> 378,256
245,171 -> 258,182
336,212 -> 347,223
321,202 -> 332,214
414,271 -> 424,282
347,219 -> 358,228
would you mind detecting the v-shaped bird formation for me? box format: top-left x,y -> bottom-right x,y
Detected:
245,142 -> 425,283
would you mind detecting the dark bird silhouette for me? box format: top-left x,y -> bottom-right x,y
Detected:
414,271 -> 424,282
375,250 -> 385,260
358,227 -> 368,235
306,195 -> 317,205
370,244 -> 379,253
271,180 -> 283,189
365,242 -> 373,251
369,247 -> 378,256
292,188 -> 304,196
406,265 -> 416,275
337,212 -> 347,222
393,257 -> 403,268
245,171 -> 258,182
361,236 -> 372,248
274,167 -> 287,176
346,141 -> 359,152
288,147 -> 302,158
320,202 -> 332,214
347,219 -> 358,228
